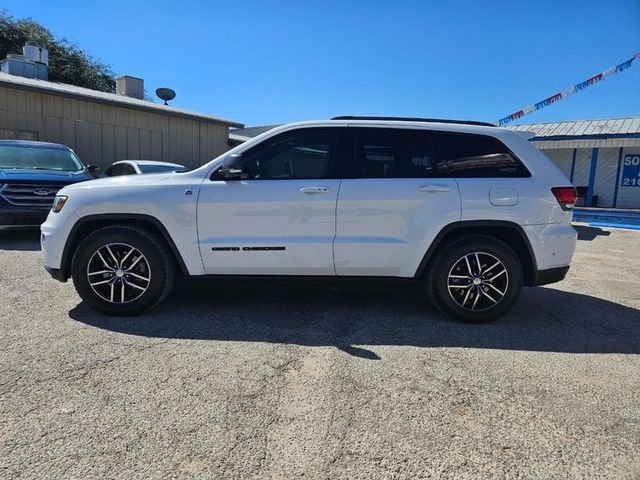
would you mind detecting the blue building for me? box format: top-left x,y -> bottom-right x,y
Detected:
509,117 -> 640,209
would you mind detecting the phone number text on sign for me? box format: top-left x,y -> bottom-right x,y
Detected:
621,154 -> 640,187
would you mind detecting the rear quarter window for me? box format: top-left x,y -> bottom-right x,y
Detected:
430,131 -> 530,178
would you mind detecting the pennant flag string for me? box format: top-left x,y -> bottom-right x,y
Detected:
496,53 -> 640,127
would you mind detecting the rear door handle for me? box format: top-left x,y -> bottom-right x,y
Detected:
299,186 -> 330,195
419,185 -> 451,193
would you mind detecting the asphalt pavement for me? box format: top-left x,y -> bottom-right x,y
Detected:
0,225 -> 638,479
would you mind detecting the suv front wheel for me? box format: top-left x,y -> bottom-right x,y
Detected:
71,225 -> 175,316
428,235 -> 523,323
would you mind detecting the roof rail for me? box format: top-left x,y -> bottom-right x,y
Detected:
331,116 -> 496,127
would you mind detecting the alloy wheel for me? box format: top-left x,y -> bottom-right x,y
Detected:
86,243 -> 151,304
447,252 -> 509,311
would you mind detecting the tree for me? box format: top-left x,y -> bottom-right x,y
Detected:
0,11 -> 116,92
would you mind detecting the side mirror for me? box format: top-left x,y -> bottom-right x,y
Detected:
215,153 -> 244,180
85,164 -> 100,178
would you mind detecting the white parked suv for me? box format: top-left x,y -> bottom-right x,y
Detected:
41,117 -> 578,322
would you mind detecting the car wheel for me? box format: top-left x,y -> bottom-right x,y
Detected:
427,235 -> 523,323
71,225 -> 175,316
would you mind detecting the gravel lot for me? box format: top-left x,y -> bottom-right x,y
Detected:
1,225 -> 639,479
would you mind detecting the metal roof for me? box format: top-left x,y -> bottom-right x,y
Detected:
0,72 -> 243,128
507,117 -> 640,138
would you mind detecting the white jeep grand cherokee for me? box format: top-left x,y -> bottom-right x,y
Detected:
41,117 -> 578,323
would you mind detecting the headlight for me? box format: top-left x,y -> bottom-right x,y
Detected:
51,195 -> 68,213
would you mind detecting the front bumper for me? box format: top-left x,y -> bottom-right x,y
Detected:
45,265 -> 67,282
41,209 -> 77,280
0,204 -> 50,226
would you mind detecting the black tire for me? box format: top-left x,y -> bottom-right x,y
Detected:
71,225 -> 175,316
427,235 -> 523,323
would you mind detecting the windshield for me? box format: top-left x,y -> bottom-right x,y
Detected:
0,145 -> 84,171
138,164 -> 185,173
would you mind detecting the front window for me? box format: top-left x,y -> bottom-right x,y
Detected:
241,128 -> 340,180
0,145 -> 84,171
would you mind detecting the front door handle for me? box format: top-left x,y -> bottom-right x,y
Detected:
299,186 -> 330,195
419,185 -> 451,193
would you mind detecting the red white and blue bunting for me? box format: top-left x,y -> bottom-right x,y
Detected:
497,53 -> 640,126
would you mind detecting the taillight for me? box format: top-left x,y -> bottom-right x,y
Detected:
551,187 -> 577,211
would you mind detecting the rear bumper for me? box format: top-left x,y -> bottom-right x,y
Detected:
532,265 -> 569,286
521,223 -> 577,271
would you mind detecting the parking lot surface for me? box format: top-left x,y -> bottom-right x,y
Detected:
1,225 -> 639,479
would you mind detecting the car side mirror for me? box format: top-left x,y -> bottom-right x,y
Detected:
215,153 -> 244,180
85,164 -> 100,178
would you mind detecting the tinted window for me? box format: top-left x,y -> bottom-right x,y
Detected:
431,132 -> 529,178
138,164 -> 184,173
354,129 -> 436,178
0,145 -> 83,171
107,164 -> 130,176
121,164 -> 136,175
241,128 -> 339,180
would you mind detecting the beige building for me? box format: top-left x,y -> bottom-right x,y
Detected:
0,71 -> 242,170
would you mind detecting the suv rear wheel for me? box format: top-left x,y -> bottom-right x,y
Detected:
71,225 -> 175,315
427,235 -> 523,323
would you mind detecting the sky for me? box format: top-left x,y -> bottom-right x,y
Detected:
3,0 -> 640,127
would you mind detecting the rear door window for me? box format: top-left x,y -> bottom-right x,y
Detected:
430,131 -> 530,178
353,128 -> 436,178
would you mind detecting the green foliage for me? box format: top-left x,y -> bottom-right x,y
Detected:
0,11 -> 116,92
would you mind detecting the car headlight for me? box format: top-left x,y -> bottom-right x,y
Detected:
52,195 -> 68,213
